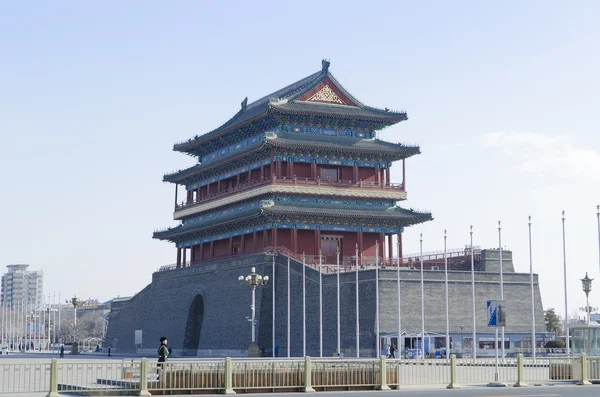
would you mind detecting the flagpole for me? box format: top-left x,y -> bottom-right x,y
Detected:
397,237 -> 402,357
336,244 -> 341,356
302,253 -> 306,357
319,250 -> 323,358
355,244 -> 360,357
498,221 -> 505,359
596,205 -> 600,273
528,216 -> 536,360
471,225 -> 477,359
58,292 -> 61,345
444,230 -> 450,359
375,241 -> 380,357
562,211 -> 570,356
272,254 -> 276,358
287,256 -> 291,358
420,233 -> 425,359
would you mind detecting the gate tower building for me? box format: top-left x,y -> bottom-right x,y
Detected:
154,59 -> 432,263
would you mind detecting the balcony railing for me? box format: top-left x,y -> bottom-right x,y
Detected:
273,176 -> 404,191
158,246 -> 477,274
175,176 -> 405,212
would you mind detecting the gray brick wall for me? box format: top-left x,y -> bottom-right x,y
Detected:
106,253 -> 545,357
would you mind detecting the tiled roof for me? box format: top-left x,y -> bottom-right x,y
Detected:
173,60 -> 407,154
270,101 -> 406,121
164,138 -> 265,182
268,132 -> 420,157
263,202 -> 433,226
153,201 -> 432,241
153,205 -> 263,240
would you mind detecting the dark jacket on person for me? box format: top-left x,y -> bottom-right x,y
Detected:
158,344 -> 169,362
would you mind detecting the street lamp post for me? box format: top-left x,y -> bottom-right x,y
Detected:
581,273 -> 593,325
238,267 -> 269,357
67,296 -> 81,354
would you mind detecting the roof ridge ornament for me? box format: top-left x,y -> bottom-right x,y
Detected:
321,59 -> 330,72
241,97 -> 248,112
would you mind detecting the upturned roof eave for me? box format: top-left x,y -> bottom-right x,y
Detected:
163,143 -> 267,184
267,134 -> 421,160
153,209 -> 263,240
268,103 -> 408,123
171,62 -> 409,155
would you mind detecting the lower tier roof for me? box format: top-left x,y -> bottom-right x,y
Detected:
153,201 -> 432,243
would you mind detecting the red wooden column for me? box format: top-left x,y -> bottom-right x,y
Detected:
353,165 -> 359,182
228,237 -> 233,255
385,167 -> 391,186
199,243 -> 204,261
387,235 -> 393,263
217,180 -> 222,193
398,233 -> 403,266
260,165 -> 265,180
402,159 -> 406,190
263,230 -> 268,249
176,248 -> 182,267
182,248 -> 187,266
273,228 -> 278,248
375,168 -> 380,184
276,161 -> 282,177
315,229 -> 321,257
240,234 -> 246,254
270,149 -> 275,180
209,241 -> 214,259
358,231 -> 364,264
174,183 -> 178,211
236,174 -> 241,187
379,231 -> 386,262
290,161 -> 295,178
292,228 -> 298,255
252,231 -> 257,253
190,245 -> 196,264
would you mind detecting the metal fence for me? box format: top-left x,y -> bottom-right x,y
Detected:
0,354 -> 597,395
0,362 -> 51,394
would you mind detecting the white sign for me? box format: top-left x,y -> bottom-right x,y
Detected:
134,330 -> 143,345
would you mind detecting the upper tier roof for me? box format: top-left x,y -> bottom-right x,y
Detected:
173,60 -> 407,155
163,132 -> 419,183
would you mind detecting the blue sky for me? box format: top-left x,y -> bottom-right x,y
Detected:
1,1 -> 599,319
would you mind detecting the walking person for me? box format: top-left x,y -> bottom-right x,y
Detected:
389,343 -> 396,359
157,337 -> 169,380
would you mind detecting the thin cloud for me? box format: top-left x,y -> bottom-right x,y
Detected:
483,132 -> 600,180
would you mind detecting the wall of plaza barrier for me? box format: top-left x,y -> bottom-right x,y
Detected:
1,354 -> 600,395
106,252 -> 547,358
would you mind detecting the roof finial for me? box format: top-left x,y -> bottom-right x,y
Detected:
321,59 -> 330,72
241,97 -> 248,111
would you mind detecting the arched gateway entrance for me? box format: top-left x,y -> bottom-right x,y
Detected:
182,294 -> 204,356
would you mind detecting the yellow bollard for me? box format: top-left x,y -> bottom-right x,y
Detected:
138,358 -> 151,396
513,353 -> 528,387
303,356 -> 315,392
45,359 -> 60,397
377,355 -> 391,390
446,354 -> 461,389
224,357 -> 236,394
577,352 -> 591,386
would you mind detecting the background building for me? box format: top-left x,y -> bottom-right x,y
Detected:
1,264 -> 43,308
